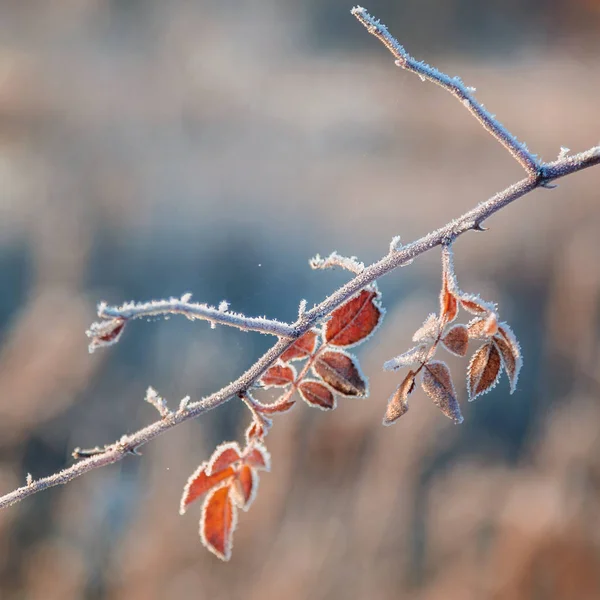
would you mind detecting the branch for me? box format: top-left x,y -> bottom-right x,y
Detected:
351,5 -> 540,177
1,7 -> 598,511
87,296 -> 295,352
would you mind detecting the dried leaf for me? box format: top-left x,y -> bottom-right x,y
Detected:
468,342 -> 502,401
459,293 -> 496,316
207,442 -> 242,475
231,465 -> 257,511
242,441 -> 271,472
281,330 -> 318,362
494,323 -> 522,393
421,361 -> 463,424
313,351 -> 367,397
383,371 -> 415,425
383,344 -> 429,371
467,318 -> 488,339
483,313 -> 499,336
412,313 -> 440,343
260,363 -> 296,388
440,279 -> 459,323
255,394 -> 296,415
86,318 -> 126,353
245,418 -> 272,443
298,380 -> 336,410
324,289 -> 383,347
200,484 -> 237,561
179,464 -> 235,515
441,324 -> 469,357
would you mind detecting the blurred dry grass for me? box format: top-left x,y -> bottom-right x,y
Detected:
1,1 -> 600,598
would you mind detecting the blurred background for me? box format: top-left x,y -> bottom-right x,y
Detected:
1,0 -> 600,598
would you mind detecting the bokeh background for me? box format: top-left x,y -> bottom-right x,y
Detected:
1,1 -> 600,598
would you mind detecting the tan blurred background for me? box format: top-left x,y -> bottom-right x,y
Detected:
1,1 -> 600,598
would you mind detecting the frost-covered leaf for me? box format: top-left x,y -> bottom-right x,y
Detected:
483,312 -> 499,336
309,251 -> 364,274
298,380 -> 336,410
231,465 -> 257,511
441,325 -> 469,357
281,330 -> 318,362
260,363 -> 296,388
421,361 -> 463,423
200,484 -> 237,561
207,442 -> 242,475
245,418 -> 272,443
467,318 -> 488,339
467,342 -> 502,401
255,393 -> 296,415
383,371 -> 415,425
440,280 -> 459,323
242,441 -> 271,472
86,317 -> 126,353
494,323 -> 522,393
459,293 -> 496,316
324,289 -> 383,347
179,463 -> 235,515
383,344 -> 429,371
412,313 -> 440,343
313,351 -> 367,397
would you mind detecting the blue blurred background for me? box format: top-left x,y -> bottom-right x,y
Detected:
1,1 -> 600,598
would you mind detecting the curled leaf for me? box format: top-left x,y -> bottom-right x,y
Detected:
383,371 -> 415,425
298,380 -> 336,410
200,484 -> 237,561
313,351 -> 367,397
86,318 -> 126,353
440,280 -> 459,323
325,289 -> 383,347
231,465 -> 258,511
260,363 -> 296,388
281,330 -> 318,362
179,463 -> 235,515
383,344 -> 429,371
459,293 -> 496,316
467,342 -> 502,401
421,361 -> 463,424
494,323 -> 522,393
441,324 -> 469,357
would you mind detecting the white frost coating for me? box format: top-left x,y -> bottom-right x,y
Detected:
298,299 -> 307,318
218,300 -> 229,312
389,235 -> 402,253
559,147 -> 570,160
309,251 -> 365,274
145,387 -> 170,417
383,344 -> 428,371
412,313 -> 440,343
178,396 -> 191,413
26,473 -> 33,486
181,292 -> 192,303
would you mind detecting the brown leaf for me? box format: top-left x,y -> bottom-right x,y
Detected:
208,442 -> 242,475
242,441 -> 271,471
412,313 -> 440,343
467,318 -> 488,339
459,293 -> 496,316
298,380 -> 336,410
383,344 -> 429,371
467,342 -> 502,401
383,371 -> 415,425
260,363 -> 296,388
494,323 -> 522,393
200,484 -> 237,561
421,361 -> 463,423
324,289 -> 383,347
483,313 -> 499,336
255,394 -> 296,415
440,279 -> 459,323
179,464 -> 235,514
441,324 -> 469,357
281,330 -> 318,362
313,351 -> 367,397
231,465 -> 257,511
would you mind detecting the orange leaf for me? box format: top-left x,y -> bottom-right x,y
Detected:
494,323 -> 522,393
242,441 -> 271,472
383,371 -> 415,425
231,465 -> 257,511
179,464 -> 235,514
467,342 -> 502,401
324,289 -> 383,347
459,293 -> 496,316
200,484 -> 237,561
421,361 -> 463,423
281,330 -> 318,362
441,324 -> 469,357
207,442 -> 242,475
255,395 -> 296,415
260,363 -> 296,388
298,380 -> 336,410
440,279 -> 459,323
467,318 -> 488,339
313,351 -> 367,397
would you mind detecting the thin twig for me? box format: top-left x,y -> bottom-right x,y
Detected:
0,8 -> 598,511
351,5 -> 540,177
